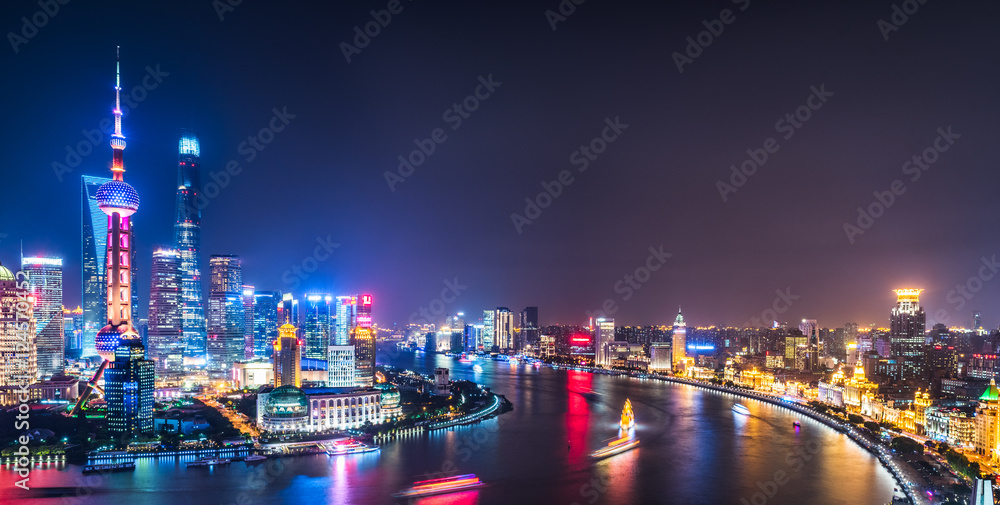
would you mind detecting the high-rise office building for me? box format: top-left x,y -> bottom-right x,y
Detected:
672,308 -> 687,367
242,285 -> 255,359
520,306 -> 539,351
327,345 -> 355,387
594,317 -> 615,367
81,175 -> 135,358
334,296 -> 355,346
147,249 -> 183,373
63,306 -> 83,359
493,307 -> 514,350
890,289 -> 926,387
350,294 -> 375,387
278,293 -> 299,327
303,294 -> 332,360
273,323 -> 301,387
207,255 -> 245,373
253,291 -> 279,358
482,310 -> 494,351
0,262 -> 37,385
74,49 -> 147,420
104,337 -> 154,436
21,257 -> 64,378
174,130 -> 206,362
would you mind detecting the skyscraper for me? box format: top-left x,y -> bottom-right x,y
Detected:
273,323 -> 301,387
104,337 -> 154,436
350,294 -> 375,387
21,257 -> 64,378
278,293 -> 299,327
482,310 -> 494,351
207,255 -> 245,373
493,307 -> 514,350
672,307 -> 687,368
890,289 -> 926,388
242,285 -> 255,359
174,130 -> 206,362
253,291 -> 279,358
303,294 -> 332,360
0,262 -> 37,385
147,249 -> 183,373
63,306 -> 83,359
74,49 -> 148,422
334,295 -> 355,346
594,317 -> 615,367
520,306 -> 539,351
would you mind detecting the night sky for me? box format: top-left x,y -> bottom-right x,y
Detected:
2,0 -> 998,329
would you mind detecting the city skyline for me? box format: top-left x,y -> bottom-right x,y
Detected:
2,3 -> 998,329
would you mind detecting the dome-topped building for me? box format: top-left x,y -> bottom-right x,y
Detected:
258,385 -> 309,432
96,179 -> 140,217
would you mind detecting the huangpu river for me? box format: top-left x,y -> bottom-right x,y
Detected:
3,346 -> 897,505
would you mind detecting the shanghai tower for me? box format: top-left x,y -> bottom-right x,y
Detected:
175,130 -> 206,362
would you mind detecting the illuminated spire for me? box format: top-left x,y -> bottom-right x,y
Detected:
110,45 -> 126,180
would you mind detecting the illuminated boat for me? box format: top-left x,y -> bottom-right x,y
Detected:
792,420 -> 801,428
590,435 -> 640,459
186,457 -> 230,467
458,353 -> 472,362
392,474 -> 485,498
245,454 -> 267,463
732,403 -> 750,415
326,439 -> 379,456
621,398 -> 635,430
472,364 -> 484,372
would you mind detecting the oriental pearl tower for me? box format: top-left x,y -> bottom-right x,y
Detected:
72,48 -> 142,416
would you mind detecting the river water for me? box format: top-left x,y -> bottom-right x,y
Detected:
3,348 -> 897,504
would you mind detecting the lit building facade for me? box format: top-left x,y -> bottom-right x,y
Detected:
273,324 -> 301,387
242,285 -> 254,359
105,337 -> 154,436
482,309 -> 494,351
0,263 -> 37,385
976,379 -> 1000,463
256,384 -> 383,433
493,307 -> 514,350
890,289 -> 926,388
594,317 -> 615,368
350,295 -> 375,387
21,257 -> 64,378
252,291 -> 279,358
334,295 -> 355,346
63,306 -> 83,359
206,255 -> 244,373
174,130 -> 206,362
303,294 -> 332,360
327,345 -> 355,387
672,308 -> 686,368
232,360 -> 273,389
147,249 -> 183,373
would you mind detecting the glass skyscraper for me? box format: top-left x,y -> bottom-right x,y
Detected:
174,131 -> 206,362
147,249 -> 183,373
334,295 -> 355,346
104,338 -> 154,436
21,257 -> 64,378
206,255 -> 244,373
303,294 -> 332,360
253,291 -> 279,358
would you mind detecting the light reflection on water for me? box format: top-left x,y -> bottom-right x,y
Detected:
2,348 -> 896,505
